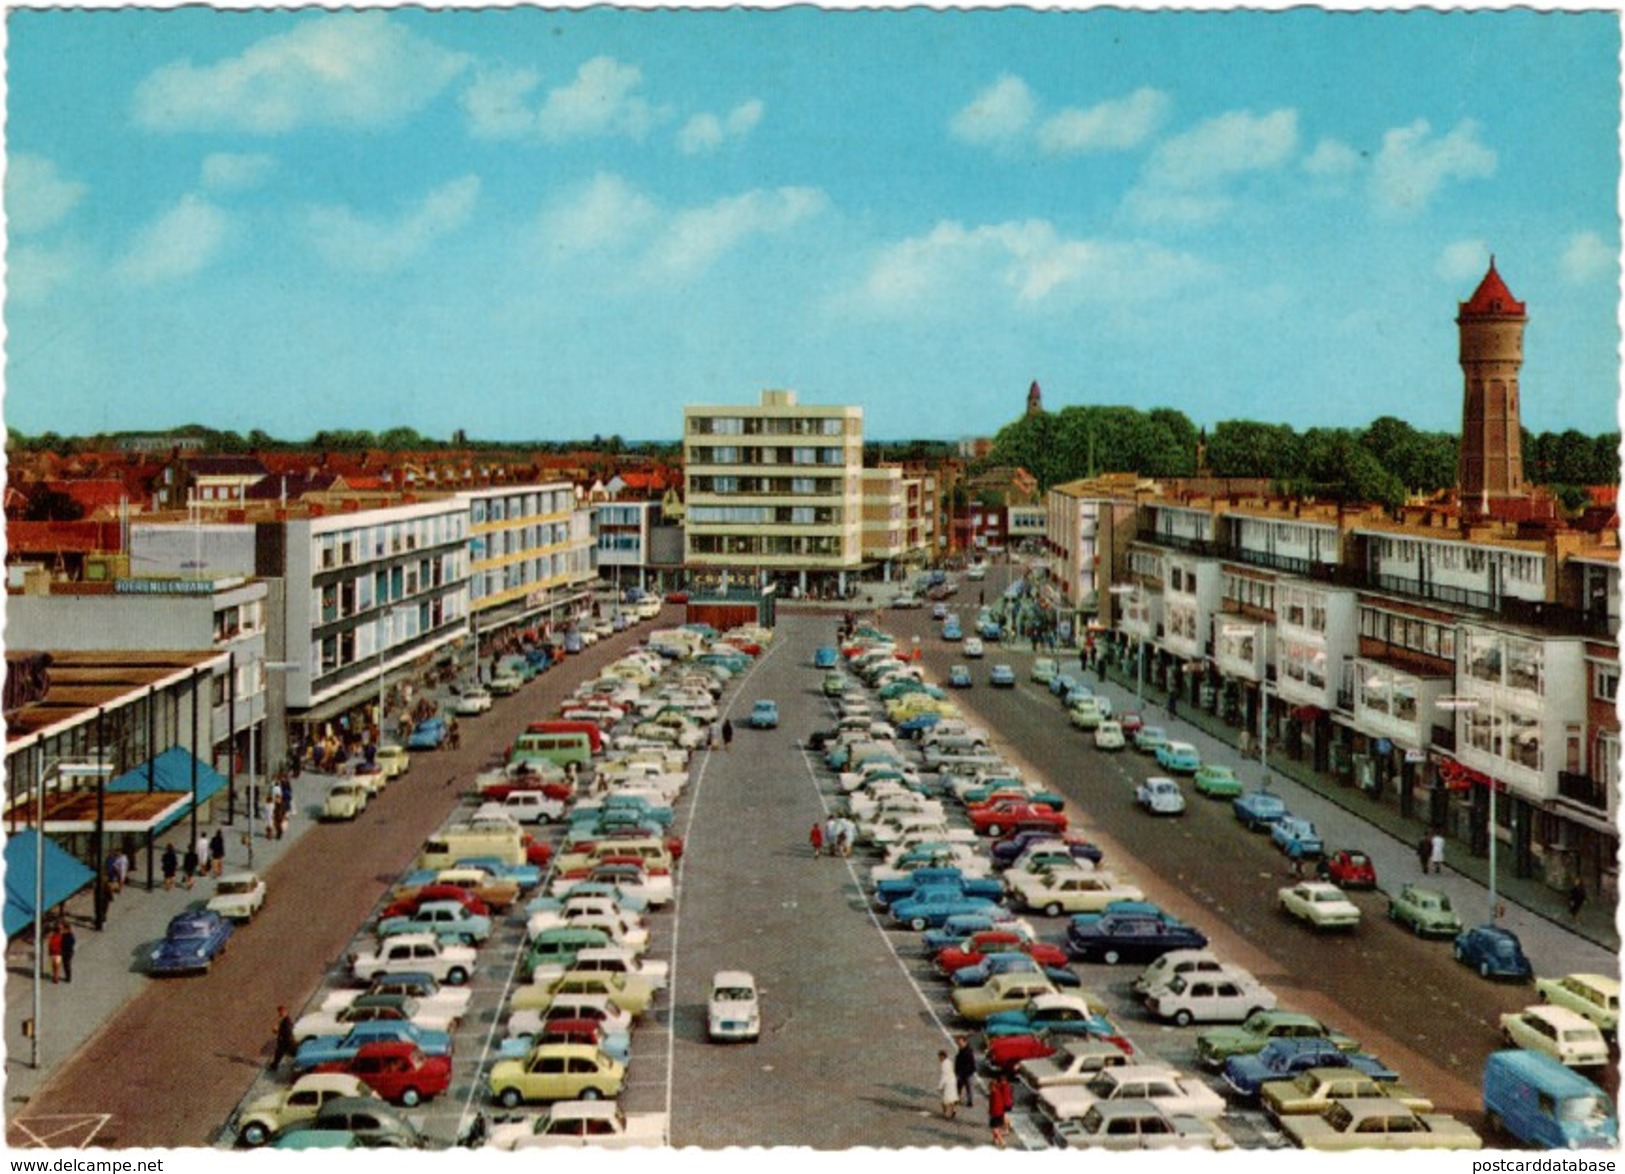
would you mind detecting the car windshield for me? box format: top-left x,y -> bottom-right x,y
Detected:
218,880 -> 256,894
1561,1096 -> 1610,1123
1492,940 -> 1520,957
714,988 -> 754,1001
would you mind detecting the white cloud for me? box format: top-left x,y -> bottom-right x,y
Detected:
115,195 -> 230,284
856,219 -> 1206,314
540,172 -> 659,256
1371,119 -> 1496,216
1560,231 -> 1614,283
6,154 -> 87,235
461,65 -> 542,140
678,99 -> 764,155
1303,138 -> 1360,178
1436,239 -> 1491,285
306,176 -> 480,273
536,57 -> 655,142
1037,88 -> 1170,155
133,13 -> 469,134
949,76 -> 1036,148
1141,108 -> 1299,191
644,187 -> 826,280
8,242 -> 83,303
200,153 -> 278,193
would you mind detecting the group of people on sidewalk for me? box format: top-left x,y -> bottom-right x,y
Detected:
936,1036 -> 1013,1147
808,815 -> 856,858
160,828 -> 231,891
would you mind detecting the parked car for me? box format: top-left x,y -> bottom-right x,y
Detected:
983,993 -> 1121,1041
1145,970 -> 1278,1027
486,1100 -> 668,1150
891,888 -> 1004,932
375,745 -> 411,779
1067,911 -> 1207,965
1482,1048 -> 1619,1150
748,700 -> 780,729
813,645 -> 840,669
323,781 -> 370,821
989,664 -> 1015,687
1500,1005 -> 1610,1067
150,909 -> 234,975
1455,923 -> 1534,980
1279,1099 -> 1481,1150
1132,724 -> 1168,753
1387,883 -> 1463,937
952,972 -> 1062,1021
1131,949 -> 1227,1000
1222,1037 -> 1398,1100
293,1020 -> 452,1075
1031,658 -> 1059,684
1016,1037 -> 1134,1091
1035,1063 -> 1227,1125
1135,777 -> 1186,816
992,831 -> 1102,869
1192,763 -> 1241,798
1320,849 -> 1377,889
969,800 -> 1066,839
1092,721 -> 1125,750
942,617 -> 963,641
207,871 -> 267,922
1154,741 -> 1201,773
377,899 -> 493,945
1012,870 -> 1145,918
1534,973 -> 1620,1036
407,717 -> 449,750
1278,882 -> 1361,931
707,970 -> 761,1042
453,689 -> 494,716
289,1096 -> 424,1149
1195,1010 -> 1359,1069
312,1041 -> 452,1107
350,933 -> 475,986
1049,1101 -> 1234,1151
1262,1066 -> 1433,1122
1271,816 -> 1324,860
1232,789 -> 1288,831
488,671 -> 525,696
295,992 -> 460,1041
487,1043 -> 626,1108
235,1074 -> 374,1147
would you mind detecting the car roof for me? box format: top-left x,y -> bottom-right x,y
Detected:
712,969 -> 756,987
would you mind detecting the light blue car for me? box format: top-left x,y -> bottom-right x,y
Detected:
293,1021 -> 452,1073
377,899 -> 492,944
1270,815 -> 1323,859
749,700 -> 780,729
891,887 -> 1003,931
942,617 -> 963,641
989,664 -> 1016,687
1233,790 -> 1288,831
1154,740 -> 1201,773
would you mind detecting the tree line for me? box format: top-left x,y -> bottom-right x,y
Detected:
986,405 -> 1619,511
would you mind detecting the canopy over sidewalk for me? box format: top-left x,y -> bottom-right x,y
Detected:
4,830 -> 95,936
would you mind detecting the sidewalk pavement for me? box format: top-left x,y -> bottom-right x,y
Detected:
1085,656 -> 1621,962
4,764 -> 341,1105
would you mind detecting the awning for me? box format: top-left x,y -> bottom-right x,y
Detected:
1290,705 -> 1325,721
4,830 -> 95,936
1435,756 -> 1498,793
106,746 -> 230,834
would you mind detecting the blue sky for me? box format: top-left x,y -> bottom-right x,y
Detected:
5,8 -> 1620,442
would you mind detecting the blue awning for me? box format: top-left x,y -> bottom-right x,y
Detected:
106,746 -> 230,834
4,830 -> 96,937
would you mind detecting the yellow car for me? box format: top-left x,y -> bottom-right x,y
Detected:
1280,1099 -> 1481,1150
951,973 -> 1060,1022
1261,1068 -> 1433,1120
376,745 -> 411,779
1535,973 -> 1619,1036
1500,1005 -> 1609,1068
487,1042 -> 625,1108
509,971 -> 656,1017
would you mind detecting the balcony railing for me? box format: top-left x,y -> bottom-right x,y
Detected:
1558,770 -> 1609,812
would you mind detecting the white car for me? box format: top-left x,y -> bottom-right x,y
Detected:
1093,721 -> 1126,750
1038,1063 -> 1227,1124
528,946 -> 671,990
487,1100 -> 668,1150
508,996 -> 633,1041
1131,949 -> 1227,999
1008,869 -> 1145,917
1143,969 -> 1278,1027
963,637 -> 985,658
1278,882 -> 1362,931
1500,1005 -> 1610,1067
454,689 -> 494,715
1017,1038 -> 1135,1092
349,932 -> 476,986
708,970 -> 761,1042
206,871 -> 266,922
488,671 -> 525,696
1136,777 -> 1187,816
293,993 -> 461,1041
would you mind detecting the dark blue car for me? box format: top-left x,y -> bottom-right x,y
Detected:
1232,789 -> 1287,831
150,909 -> 234,975
951,953 -> 1081,989
1222,1037 -> 1399,1098
1066,912 -> 1208,964
991,832 -> 1103,868
1454,923 -> 1534,980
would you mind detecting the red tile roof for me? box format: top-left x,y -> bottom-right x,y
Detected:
1459,259 -> 1526,317
7,520 -> 124,553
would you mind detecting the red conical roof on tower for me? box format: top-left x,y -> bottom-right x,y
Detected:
1459,256 -> 1526,318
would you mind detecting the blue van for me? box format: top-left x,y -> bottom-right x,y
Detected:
1483,1049 -> 1617,1149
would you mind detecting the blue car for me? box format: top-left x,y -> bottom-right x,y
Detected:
951,953 -> 1082,990
407,717 -> 449,750
942,618 -> 963,641
874,868 -> 1004,908
1454,923 -> 1534,980
1154,741 -> 1201,773
527,882 -> 649,918
1222,1037 -> 1399,1099
891,887 -> 1004,931
455,857 -> 543,890
989,665 -> 1016,687
1270,815 -> 1323,859
983,1002 -> 1122,1040
1067,900 -> 1177,928
1066,912 -> 1208,964
991,832 -> 1103,869
1049,674 -> 1079,698
377,900 -> 493,944
948,665 -> 973,689
150,909 -> 234,975
293,1021 -> 452,1073
922,911 -> 1023,953
1232,789 -> 1288,831
896,713 -> 943,735
498,1025 -> 632,1063
743,699 -> 777,728
813,646 -> 840,669
979,620 -> 1004,641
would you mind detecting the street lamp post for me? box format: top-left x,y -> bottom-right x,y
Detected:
31,760 -> 113,1068
245,659 -> 300,866
1437,695 -> 1497,924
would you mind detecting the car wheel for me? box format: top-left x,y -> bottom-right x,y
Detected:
986,824 -> 1003,838
400,1087 -> 421,1108
1480,961 -> 1492,979
240,1122 -> 269,1148
498,1087 -> 522,1109
1103,949 -> 1121,965
1173,1010 -> 1194,1028
580,1087 -> 603,1102
1044,902 -> 1063,918
910,917 -> 928,932
1485,1110 -> 1503,1136
447,967 -> 469,985
1454,944 -> 1465,961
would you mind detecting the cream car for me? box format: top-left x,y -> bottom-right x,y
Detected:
206,871 -> 267,922
1534,973 -> 1620,1036
322,781 -> 369,821
1278,882 -> 1361,931
1500,1005 -> 1610,1067
375,744 -> 411,779
235,1073 -> 374,1147
1009,868 -> 1144,917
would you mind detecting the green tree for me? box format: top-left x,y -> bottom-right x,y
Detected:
1206,420 -> 1303,479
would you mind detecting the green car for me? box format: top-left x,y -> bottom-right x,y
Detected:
1193,764 -> 1242,798
1195,1010 -> 1359,1069
1385,883 -> 1463,938
822,672 -> 847,697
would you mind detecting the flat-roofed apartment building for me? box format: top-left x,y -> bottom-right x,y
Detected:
683,390 -> 865,594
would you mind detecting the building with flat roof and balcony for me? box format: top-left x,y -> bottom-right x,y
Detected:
461,483 -> 594,651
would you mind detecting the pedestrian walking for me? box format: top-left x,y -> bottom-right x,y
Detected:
271,1005 -> 297,1070
210,828 -> 226,877
59,921 -> 76,983
810,821 -> 824,858
106,849 -> 127,896
448,718 -> 461,751
1237,729 -> 1253,759
711,721 -> 723,751
988,1072 -> 1014,1148
182,843 -> 200,889
824,816 -> 839,856
839,817 -> 856,857
954,1035 -> 977,1107
937,1051 -> 959,1119
1430,832 -> 1446,875
275,798 -> 290,841
1167,690 -> 1179,719
1569,878 -> 1588,922
1416,835 -> 1430,873
261,794 -> 276,840
722,719 -> 734,751
196,830 -> 212,878
161,843 -> 179,890
46,922 -> 64,983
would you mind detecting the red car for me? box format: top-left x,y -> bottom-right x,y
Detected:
985,1029 -> 1135,1074
1320,849 -> 1377,889
377,886 -> 490,921
964,790 -> 1036,811
531,1017 -> 614,1051
521,835 -> 554,868
936,931 -> 1068,976
665,591 -> 689,604
478,778 -> 574,803
1117,711 -> 1145,735
968,801 -> 1067,837
314,1041 -> 451,1106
